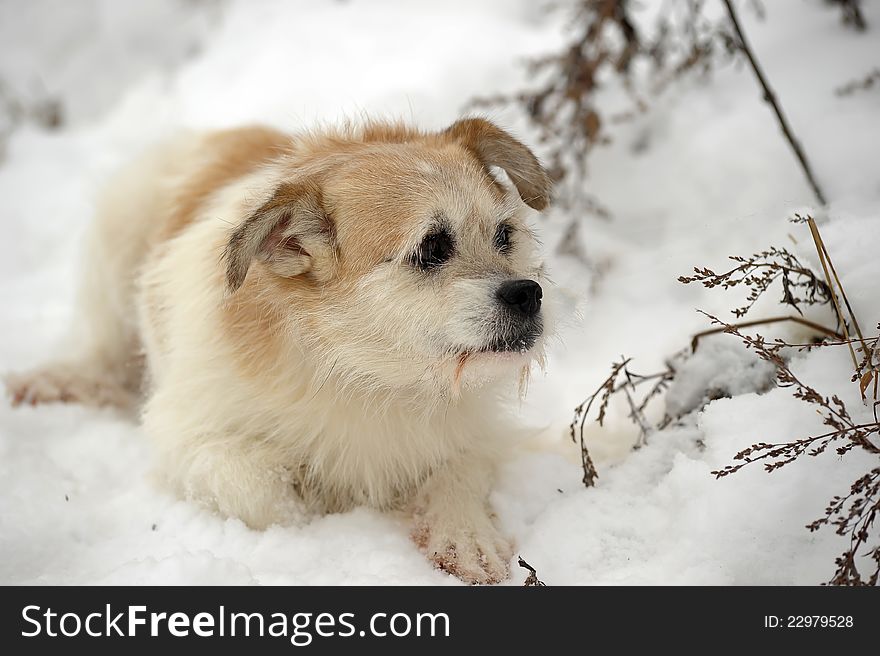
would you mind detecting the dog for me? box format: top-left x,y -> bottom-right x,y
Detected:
5,118 -> 553,584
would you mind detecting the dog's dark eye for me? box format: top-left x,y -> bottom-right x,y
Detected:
414,230 -> 454,270
494,223 -> 512,253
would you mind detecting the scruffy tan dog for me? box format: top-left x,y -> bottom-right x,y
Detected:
6,118 -> 553,583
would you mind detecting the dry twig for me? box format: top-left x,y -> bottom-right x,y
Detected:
721,0 -> 827,205
518,557 -> 547,586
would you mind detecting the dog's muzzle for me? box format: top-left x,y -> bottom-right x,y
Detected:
482,279 -> 543,353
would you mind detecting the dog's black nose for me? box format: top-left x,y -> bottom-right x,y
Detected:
497,279 -> 542,317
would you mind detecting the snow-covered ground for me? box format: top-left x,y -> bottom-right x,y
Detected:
1,0 -> 878,584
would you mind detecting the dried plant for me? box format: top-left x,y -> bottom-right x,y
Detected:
470,0 -> 867,212
808,467 -> 880,585
573,234 -> 843,490
0,78 -> 63,162
685,202 -> 879,584
678,246 -> 834,319
722,0 -> 828,205
707,318 -> 879,480
835,68 -> 880,96
571,210 -> 879,583
702,313 -> 880,585
518,557 -> 547,586
472,0 -> 640,184
559,0 -> 877,584
790,212 -> 877,395
688,205 -> 879,584
647,0 -> 742,95
570,356 -> 678,486
469,0 -> 738,200
825,0 -> 868,31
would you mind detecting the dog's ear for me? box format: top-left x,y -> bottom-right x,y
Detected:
224,180 -> 333,294
443,118 -> 551,210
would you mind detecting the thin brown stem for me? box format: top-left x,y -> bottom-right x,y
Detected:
811,218 -> 869,349
691,315 -> 843,351
755,424 -> 880,453
622,379 -> 651,446
805,218 -> 860,373
722,0 -> 827,206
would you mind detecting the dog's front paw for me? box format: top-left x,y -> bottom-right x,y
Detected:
413,516 -> 513,585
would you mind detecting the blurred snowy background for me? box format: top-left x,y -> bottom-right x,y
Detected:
0,0 -> 878,584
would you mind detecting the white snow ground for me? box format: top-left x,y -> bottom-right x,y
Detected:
0,0 -> 878,585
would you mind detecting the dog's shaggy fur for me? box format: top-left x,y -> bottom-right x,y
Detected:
6,118 -> 553,583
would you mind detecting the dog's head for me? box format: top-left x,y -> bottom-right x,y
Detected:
224,118 -> 553,395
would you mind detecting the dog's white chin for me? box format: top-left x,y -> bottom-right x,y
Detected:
467,349 -> 531,364
453,346 -> 539,390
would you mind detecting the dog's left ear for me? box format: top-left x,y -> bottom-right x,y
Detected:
443,118 -> 552,210
223,179 -> 333,294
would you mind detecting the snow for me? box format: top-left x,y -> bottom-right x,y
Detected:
1,0 -> 878,585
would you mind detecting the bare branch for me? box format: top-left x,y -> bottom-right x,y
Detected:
691,315 -> 843,352
721,0 -> 827,205
518,557 -> 547,586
